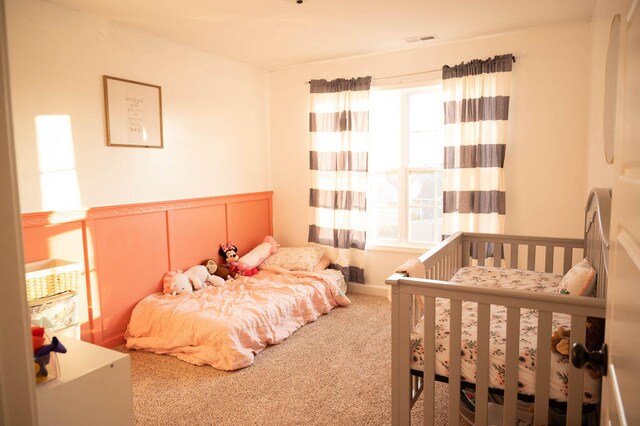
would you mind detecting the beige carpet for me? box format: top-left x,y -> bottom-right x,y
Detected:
118,294 -> 470,425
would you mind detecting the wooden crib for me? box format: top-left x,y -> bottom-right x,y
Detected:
386,188 -> 610,426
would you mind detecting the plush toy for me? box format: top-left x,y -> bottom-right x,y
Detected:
184,265 -> 224,289
219,242 -> 240,277
163,271 -> 193,295
202,259 -> 231,280
236,236 -> 278,277
551,325 -> 571,357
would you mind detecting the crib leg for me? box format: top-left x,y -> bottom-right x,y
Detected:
392,288 -> 412,425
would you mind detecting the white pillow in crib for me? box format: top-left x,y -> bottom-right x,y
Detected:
261,246 -> 324,271
558,258 -> 596,296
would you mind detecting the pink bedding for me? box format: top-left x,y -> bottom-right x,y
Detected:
125,265 -> 350,370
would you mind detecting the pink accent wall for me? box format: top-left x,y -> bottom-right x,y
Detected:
22,191 -> 273,347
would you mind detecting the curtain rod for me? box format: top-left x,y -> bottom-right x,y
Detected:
304,55 -> 516,85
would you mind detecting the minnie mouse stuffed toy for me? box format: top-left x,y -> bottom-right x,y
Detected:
219,242 -> 240,277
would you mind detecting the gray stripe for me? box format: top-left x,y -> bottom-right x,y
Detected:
442,54 -> 513,80
309,111 -> 369,132
443,190 -> 506,214
309,76 -> 372,93
308,225 -> 366,250
444,144 -> 506,169
331,264 -> 365,284
309,189 -> 366,211
310,151 -> 368,172
444,96 -> 510,124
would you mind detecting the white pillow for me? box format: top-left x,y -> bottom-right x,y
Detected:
237,236 -> 278,272
558,258 -> 597,296
261,246 -> 324,271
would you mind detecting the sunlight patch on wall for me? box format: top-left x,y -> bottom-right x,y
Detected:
35,115 -> 83,212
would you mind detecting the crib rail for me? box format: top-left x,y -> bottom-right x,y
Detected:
389,277 -> 606,426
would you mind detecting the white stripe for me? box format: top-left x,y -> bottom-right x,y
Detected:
442,72 -> 512,102
442,212 -> 504,235
310,170 -> 368,192
318,245 -> 365,267
310,91 -> 370,113
309,207 -> 367,232
443,120 -> 508,147
310,132 -> 368,152
442,168 -> 505,191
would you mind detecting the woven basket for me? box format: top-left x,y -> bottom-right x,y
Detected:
25,259 -> 82,301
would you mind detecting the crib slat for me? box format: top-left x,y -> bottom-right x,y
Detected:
494,243 -> 502,268
475,303 -> 491,426
527,244 -> 536,270
563,247 -> 573,274
391,290 -> 412,425
534,311 -> 552,425
478,242 -> 486,266
567,315 -> 586,425
424,296 -> 436,426
544,246 -> 554,273
462,240 -> 471,267
448,300 -> 462,426
503,307 -> 520,425
510,244 -> 519,268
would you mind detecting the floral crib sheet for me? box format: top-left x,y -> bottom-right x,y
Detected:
410,266 -> 601,404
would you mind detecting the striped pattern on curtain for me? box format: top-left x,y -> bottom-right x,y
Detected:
441,54 -> 513,249
308,77 -> 372,284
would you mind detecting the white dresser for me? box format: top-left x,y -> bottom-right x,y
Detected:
36,337 -> 134,425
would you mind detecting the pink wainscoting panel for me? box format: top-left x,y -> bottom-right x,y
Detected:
20,191 -> 273,347
92,212 -> 169,346
22,221 -> 84,264
168,205 -> 227,271
227,199 -> 273,256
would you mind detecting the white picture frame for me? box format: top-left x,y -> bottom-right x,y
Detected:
103,75 -> 164,148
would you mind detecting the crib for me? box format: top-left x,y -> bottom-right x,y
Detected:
386,188 -> 610,426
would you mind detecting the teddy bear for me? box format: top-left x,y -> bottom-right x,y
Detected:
551,325 -> 571,356
202,259 -> 231,281
184,265 -> 224,289
163,271 -> 193,295
219,242 -> 240,277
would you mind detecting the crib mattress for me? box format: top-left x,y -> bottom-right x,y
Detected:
411,266 -> 601,404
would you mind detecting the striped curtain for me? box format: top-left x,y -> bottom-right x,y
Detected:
308,77 -> 372,284
441,54 -> 513,254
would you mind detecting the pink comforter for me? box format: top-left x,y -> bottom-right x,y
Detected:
125,266 -> 350,370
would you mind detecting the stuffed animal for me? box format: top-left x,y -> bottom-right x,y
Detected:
184,265 -> 224,289
551,325 -> 571,356
219,242 -> 240,277
163,271 -> 193,295
202,259 -> 231,280
236,236 -> 278,277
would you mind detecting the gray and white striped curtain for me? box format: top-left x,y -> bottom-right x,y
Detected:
308,77 -> 372,284
442,54 -> 513,245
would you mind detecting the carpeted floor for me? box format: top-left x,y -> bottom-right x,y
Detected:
118,294 -> 470,425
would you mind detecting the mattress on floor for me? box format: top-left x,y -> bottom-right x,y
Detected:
411,266 -> 601,404
315,268 -> 347,294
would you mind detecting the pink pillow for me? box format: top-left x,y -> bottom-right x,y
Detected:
237,236 -> 277,272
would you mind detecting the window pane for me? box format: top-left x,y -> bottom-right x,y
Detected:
409,172 -> 436,204
369,90 -> 401,170
368,207 -> 399,242
368,171 -> 399,204
409,89 -> 444,131
408,130 -> 444,167
409,205 -> 441,243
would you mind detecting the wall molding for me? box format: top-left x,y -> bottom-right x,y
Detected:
22,191 -> 273,228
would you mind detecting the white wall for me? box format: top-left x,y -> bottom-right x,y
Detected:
269,23 -> 592,288
7,0 -> 271,213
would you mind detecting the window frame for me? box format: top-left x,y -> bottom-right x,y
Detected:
366,79 -> 444,251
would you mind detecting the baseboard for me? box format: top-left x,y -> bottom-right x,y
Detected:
347,283 -> 389,298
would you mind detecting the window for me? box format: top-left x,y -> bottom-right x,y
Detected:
367,82 -> 444,246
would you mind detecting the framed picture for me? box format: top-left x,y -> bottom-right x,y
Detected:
103,75 -> 164,148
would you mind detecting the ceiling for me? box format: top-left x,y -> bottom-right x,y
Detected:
45,0 -> 596,70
